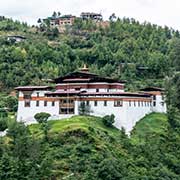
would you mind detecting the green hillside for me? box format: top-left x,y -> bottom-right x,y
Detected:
131,113 -> 168,143
1,113 -> 180,179
0,17 -> 180,92
0,15 -> 180,179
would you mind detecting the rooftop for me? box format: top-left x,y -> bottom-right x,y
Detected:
140,87 -> 164,92
15,86 -> 53,91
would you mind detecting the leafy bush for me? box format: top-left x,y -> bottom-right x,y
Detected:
0,109 -> 8,118
102,114 -> 115,127
78,102 -> 91,115
34,112 -> 51,123
0,118 -> 7,131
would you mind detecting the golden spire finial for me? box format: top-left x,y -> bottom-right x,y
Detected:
80,64 -> 89,72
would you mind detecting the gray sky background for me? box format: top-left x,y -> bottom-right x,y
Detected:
1,0 -> 180,30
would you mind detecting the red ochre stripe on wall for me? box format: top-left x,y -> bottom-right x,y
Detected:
19,97 -> 151,102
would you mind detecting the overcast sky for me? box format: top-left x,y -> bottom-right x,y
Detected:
1,0 -> 180,30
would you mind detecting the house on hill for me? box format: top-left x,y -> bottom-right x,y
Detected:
42,14 -> 76,33
80,12 -> 103,22
15,65 -> 166,133
7,35 -> 26,43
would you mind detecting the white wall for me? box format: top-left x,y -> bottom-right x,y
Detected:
77,98 -> 152,134
17,90 -> 59,124
17,90 -> 167,133
152,95 -> 167,113
17,100 -> 59,124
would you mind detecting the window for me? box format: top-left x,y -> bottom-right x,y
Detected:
63,99 -> 67,103
114,100 -> 123,107
94,101 -> 98,106
44,101 -> 47,107
134,101 -> 136,107
138,101 -> 140,107
37,92 -> 40,97
141,101 -> 143,107
36,101 -> 39,107
52,101 -> 55,106
96,89 -> 99,92
129,101 -> 131,107
24,94 -> 31,99
104,101 -> 107,106
153,101 -> 156,106
153,95 -> 156,100
86,101 -> 89,106
75,87 -> 81,91
24,100 -> 30,107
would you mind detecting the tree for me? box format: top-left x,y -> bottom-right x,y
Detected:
34,112 -> 51,124
102,114 -> 115,127
34,112 -> 51,141
57,12 -> 61,17
0,118 -> 7,131
52,11 -> 57,18
109,13 -> 117,22
4,96 -> 18,112
78,102 -> 91,115
37,18 -> 41,24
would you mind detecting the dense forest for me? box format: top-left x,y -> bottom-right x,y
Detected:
0,16 -> 180,92
0,16 -> 180,179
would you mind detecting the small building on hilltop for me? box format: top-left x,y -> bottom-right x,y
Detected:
15,66 -> 166,133
7,35 -> 26,43
42,15 -> 76,33
80,12 -> 103,22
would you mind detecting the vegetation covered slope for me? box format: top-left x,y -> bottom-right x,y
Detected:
131,113 -> 168,143
1,113 -> 179,179
0,17 -> 180,91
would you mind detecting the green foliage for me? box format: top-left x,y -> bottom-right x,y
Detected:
0,17 -> 180,91
34,112 -> 50,124
78,101 -> 91,115
34,112 -> 51,141
0,118 -> 7,131
0,114 -> 179,179
0,108 -> 8,118
0,16 -> 180,179
102,114 -> 115,127
0,121 -> 53,180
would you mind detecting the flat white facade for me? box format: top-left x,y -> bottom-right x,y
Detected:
16,71 -> 167,133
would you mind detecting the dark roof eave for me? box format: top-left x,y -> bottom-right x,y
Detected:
140,87 -> 164,92
53,71 -> 126,84
15,86 -> 53,91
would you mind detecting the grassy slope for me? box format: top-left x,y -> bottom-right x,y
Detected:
131,113 -> 168,143
29,116 -> 129,178
29,113 -> 168,178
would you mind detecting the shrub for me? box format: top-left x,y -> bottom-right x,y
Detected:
102,114 -> 115,127
78,102 -> 91,115
0,109 -> 8,118
0,118 -> 7,131
34,112 -> 51,123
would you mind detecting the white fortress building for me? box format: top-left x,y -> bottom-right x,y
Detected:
15,66 -> 166,133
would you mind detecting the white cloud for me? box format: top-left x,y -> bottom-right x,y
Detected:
0,0 -> 180,29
